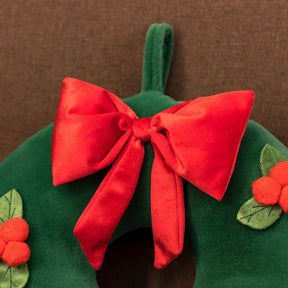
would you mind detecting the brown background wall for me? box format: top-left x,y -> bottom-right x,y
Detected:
1,1 -> 288,287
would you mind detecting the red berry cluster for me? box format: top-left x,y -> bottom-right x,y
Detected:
0,218 -> 30,267
252,161 -> 288,212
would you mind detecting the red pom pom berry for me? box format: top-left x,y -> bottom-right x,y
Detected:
279,185 -> 288,213
270,161 -> 288,186
0,218 -> 29,243
2,241 -> 30,267
252,176 -> 281,205
0,238 -> 5,258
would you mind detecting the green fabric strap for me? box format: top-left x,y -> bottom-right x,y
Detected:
141,23 -> 174,93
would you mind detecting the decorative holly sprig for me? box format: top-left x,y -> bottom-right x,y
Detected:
237,144 -> 288,229
0,189 -> 30,288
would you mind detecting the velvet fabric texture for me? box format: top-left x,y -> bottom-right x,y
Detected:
52,78 -> 253,270
52,24 -> 253,270
1,23 -> 288,287
2,119 -> 288,287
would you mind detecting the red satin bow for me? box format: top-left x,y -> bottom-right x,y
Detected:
52,77 -> 254,270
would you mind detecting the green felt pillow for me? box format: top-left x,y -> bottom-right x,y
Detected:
1,24 -> 288,287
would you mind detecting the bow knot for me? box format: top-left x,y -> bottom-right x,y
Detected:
52,77 -> 254,271
132,117 -> 154,142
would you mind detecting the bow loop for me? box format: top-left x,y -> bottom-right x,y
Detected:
152,90 -> 255,200
52,77 -> 136,186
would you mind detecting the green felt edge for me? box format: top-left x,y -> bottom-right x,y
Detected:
1,119 -> 288,287
185,120 -> 288,288
0,91 -> 180,287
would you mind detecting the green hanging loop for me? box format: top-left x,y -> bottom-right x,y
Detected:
141,23 -> 174,93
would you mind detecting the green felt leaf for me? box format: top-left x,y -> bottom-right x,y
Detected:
0,189 -> 23,225
260,144 -> 287,176
237,197 -> 282,229
0,263 -> 29,288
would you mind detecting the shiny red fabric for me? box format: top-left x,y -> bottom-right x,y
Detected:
52,77 -> 254,270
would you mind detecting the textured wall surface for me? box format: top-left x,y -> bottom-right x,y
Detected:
1,1 -> 288,286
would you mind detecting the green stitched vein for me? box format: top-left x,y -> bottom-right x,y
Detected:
10,208 -> 16,219
4,196 -> 10,203
268,206 -> 275,217
267,148 -> 278,169
240,206 -> 270,223
4,193 -> 12,220
5,266 -> 9,276
9,267 -> 12,288
9,191 -> 13,219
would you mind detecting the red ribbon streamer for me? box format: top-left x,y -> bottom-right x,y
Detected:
52,77 -> 254,269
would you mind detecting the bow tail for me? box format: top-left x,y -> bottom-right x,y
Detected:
74,136 -> 145,270
151,144 -> 185,269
